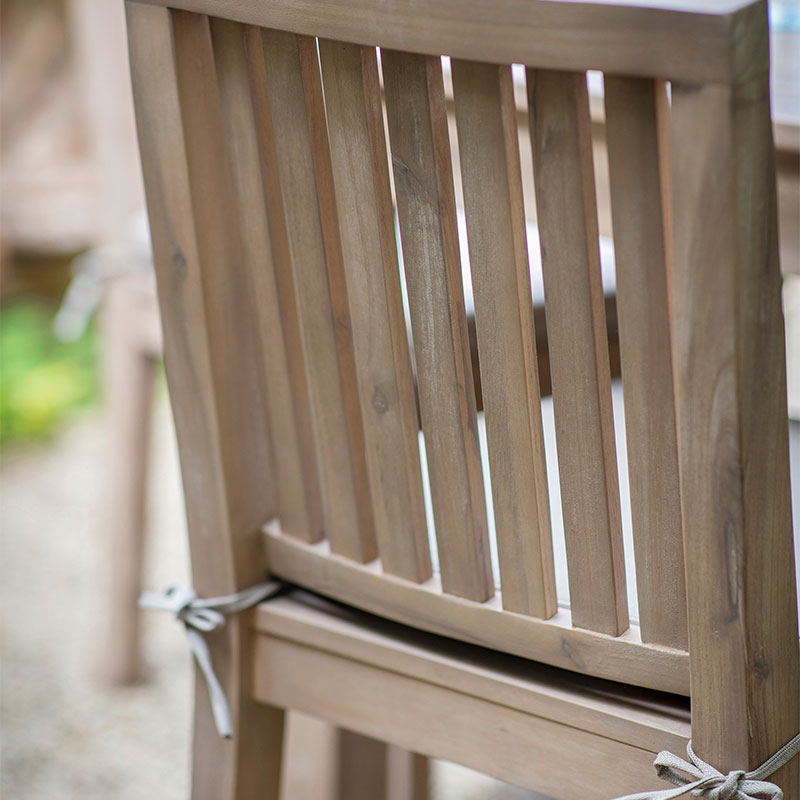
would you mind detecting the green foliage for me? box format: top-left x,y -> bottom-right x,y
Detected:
0,301 -> 99,446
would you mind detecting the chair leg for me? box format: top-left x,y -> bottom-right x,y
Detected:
103,281 -> 156,685
338,729 -> 429,800
191,638 -> 286,800
387,747 -> 429,800
281,713 -> 339,800
337,729 -> 388,800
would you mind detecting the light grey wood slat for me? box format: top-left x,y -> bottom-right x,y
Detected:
210,17 -> 321,543
318,40 -> 431,581
259,27 -> 377,562
527,68 -> 628,635
382,50 -> 493,602
128,6 -> 285,788
451,59 -> 556,618
604,75 -> 688,649
242,24 -> 325,544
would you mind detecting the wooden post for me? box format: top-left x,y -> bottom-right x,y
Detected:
671,2 -> 800,789
126,5 -> 284,798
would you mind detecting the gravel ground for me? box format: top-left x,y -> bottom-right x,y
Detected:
1,399 -> 192,800
0,394 -> 539,800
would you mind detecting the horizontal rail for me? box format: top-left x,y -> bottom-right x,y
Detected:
253,591 -> 690,798
262,523 -> 690,694
127,0 -> 759,85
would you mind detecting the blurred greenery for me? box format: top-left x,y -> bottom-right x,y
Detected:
0,301 -> 99,446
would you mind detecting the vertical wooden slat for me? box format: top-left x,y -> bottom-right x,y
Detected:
337,730 -> 388,800
318,40 -> 431,582
126,6 -> 284,798
451,60 -> 556,618
209,18 -> 321,543
654,79 -> 674,319
387,748 -> 429,800
382,51 -> 493,602
243,25 -> 324,545
671,60 -> 800,789
527,69 -> 628,635
604,76 -> 688,649
169,9 -> 275,587
298,36 -> 377,552
258,28 -> 377,563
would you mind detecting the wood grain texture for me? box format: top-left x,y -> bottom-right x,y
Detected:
243,24 -> 324,545
337,729 -> 388,800
255,593 -> 691,752
128,0 -> 751,85
258,27 -> 376,562
253,592 -> 691,799
317,40 -> 431,582
387,748 -> 429,800
527,69 -> 628,636
671,65 -> 800,791
451,60 -> 556,619
209,18 -> 320,543
262,525 -> 690,694
126,7 -> 284,798
382,50 -> 492,602
604,76 -> 688,650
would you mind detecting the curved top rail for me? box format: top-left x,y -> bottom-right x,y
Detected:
130,0 -> 767,84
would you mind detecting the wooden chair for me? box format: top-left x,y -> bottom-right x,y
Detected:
125,0 -> 800,797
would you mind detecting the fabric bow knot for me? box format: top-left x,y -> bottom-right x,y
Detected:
612,734 -> 800,800
139,581 -> 285,738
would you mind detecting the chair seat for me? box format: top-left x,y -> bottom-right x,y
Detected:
252,588 -> 690,800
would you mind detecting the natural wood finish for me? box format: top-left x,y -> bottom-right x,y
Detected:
382,50 -> 492,602
281,716 -> 427,800
338,734 -> 428,800
258,27 -> 376,562
129,0 -> 754,85
527,69 -> 628,636
102,273 -> 159,685
604,76 -> 688,650
281,714 -> 338,800
451,59 -> 556,619
387,748 -> 429,800
297,35 -> 378,557
671,63 -> 800,790
318,40 -> 430,582
255,593 -> 691,752
337,729 -> 388,800
253,592 -> 690,800
209,18 -> 318,543
243,25 -> 324,544
126,6 -> 284,799
262,524 -> 690,695
126,2 -> 800,796
173,8 -> 278,587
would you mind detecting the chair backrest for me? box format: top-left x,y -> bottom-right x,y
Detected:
126,0 -> 798,786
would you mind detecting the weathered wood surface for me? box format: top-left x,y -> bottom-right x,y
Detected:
528,69 -> 628,636
451,59 -> 556,619
382,50 -> 492,602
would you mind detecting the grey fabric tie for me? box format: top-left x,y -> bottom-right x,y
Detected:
139,580 -> 285,738
612,733 -> 800,800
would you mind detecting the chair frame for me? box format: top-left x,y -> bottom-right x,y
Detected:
125,0 -> 799,796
